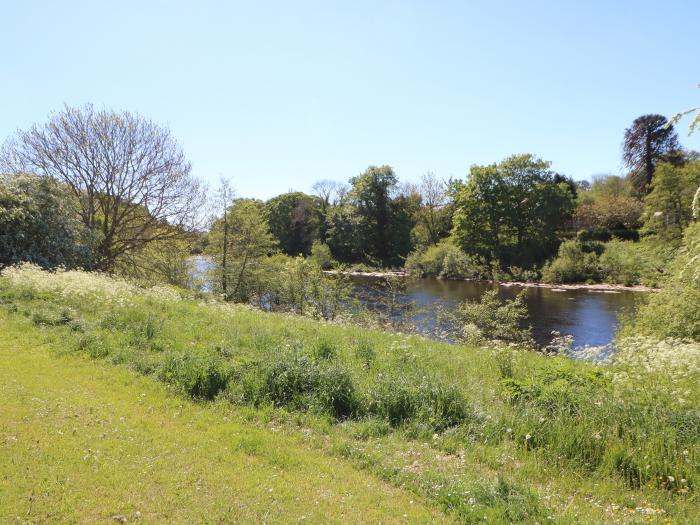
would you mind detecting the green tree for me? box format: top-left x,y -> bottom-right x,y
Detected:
573,175 -> 643,237
325,203 -> 364,262
0,173 -> 93,269
642,161 -> 700,240
452,154 -> 574,268
410,173 -> 453,248
265,192 -> 323,256
207,199 -> 277,302
348,166 -> 398,264
327,166 -> 413,265
622,114 -> 681,195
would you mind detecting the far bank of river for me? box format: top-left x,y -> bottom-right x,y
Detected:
323,270 -> 657,293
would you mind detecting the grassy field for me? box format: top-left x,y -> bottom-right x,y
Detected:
1,265 -> 698,523
0,315 -> 445,523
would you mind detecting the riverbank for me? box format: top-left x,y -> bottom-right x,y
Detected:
0,269 -> 700,523
1,266 -> 696,523
324,270 -> 657,292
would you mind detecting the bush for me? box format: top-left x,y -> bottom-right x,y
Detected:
366,374 -> 470,430
443,289 -> 534,347
405,240 -> 484,279
354,339 -> 375,369
244,352 -> 358,419
598,240 -> 643,285
308,240 -> 334,270
367,375 -> 418,425
542,240 -> 603,283
624,223 -> 700,339
159,352 -> 232,400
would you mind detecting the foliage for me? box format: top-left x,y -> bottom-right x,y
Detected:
260,255 -> 352,320
308,239 -> 334,269
1,104 -> 204,272
623,114 -> 682,195
541,240 -> 600,283
405,239 -> 485,279
265,192 -> 323,256
624,222 -> 700,340
410,172 -> 453,248
642,161 -> 700,240
452,154 -> 575,268
439,289 -> 534,346
2,266 -> 698,522
0,173 -> 94,269
326,166 -> 413,266
207,198 -> 278,302
573,175 -> 643,237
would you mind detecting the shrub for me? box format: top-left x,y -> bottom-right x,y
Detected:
541,240 -> 600,283
312,339 -> 337,360
366,375 -> 418,425
447,290 -> 534,347
417,379 -> 470,431
159,352 -> 232,400
624,223 -> 700,339
366,374 -> 469,430
308,240 -> 334,270
598,240 -> 643,285
31,305 -> 76,327
405,240 -> 484,279
244,352 -> 358,419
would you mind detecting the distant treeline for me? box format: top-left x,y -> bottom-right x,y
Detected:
1,105 -> 699,292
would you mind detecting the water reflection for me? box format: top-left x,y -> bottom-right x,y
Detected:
352,276 -> 641,348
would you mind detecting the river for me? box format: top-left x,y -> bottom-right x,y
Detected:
350,276 -> 642,349
189,257 -> 641,349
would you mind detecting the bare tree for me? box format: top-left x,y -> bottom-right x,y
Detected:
1,104 -> 204,272
312,179 -> 341,207
418,172 -> 447,245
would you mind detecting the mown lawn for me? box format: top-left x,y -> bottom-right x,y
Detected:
0,266 -> 697,524
0,314 -> 446,524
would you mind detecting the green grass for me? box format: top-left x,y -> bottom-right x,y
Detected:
0,314 -> 445,523
1,266 -> 698,523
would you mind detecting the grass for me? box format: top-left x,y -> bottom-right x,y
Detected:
1,264 -> 698,523
0,314 -> 444,523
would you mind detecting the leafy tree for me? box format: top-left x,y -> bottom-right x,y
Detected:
622,114 -> 681,194
452,154 -> 574,268
451,164 -> 506,264
265,192 -> 323,256
207,199 -> 277,302
642,161 -> 700,239
0,104 -> 204,272
325,203 -> 364,262
0,173 -> 93,269
348,165 -> 398,264
573,175 -> 643,236
327,166 -> 413,265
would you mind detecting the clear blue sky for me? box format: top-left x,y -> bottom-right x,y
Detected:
3,0 -> 699,199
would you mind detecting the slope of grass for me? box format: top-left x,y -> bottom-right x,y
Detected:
0,313 -> 445,524
1,264 -> 698,523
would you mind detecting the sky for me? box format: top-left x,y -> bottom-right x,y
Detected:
3,0 -> 699,199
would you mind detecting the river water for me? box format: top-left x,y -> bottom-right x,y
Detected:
189,257 -> 641,349
351,276 -> 642,349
